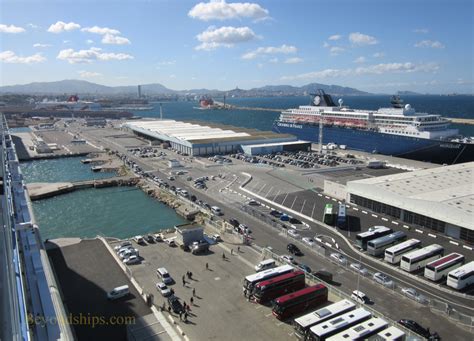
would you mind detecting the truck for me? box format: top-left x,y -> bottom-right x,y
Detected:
191,240 -> 210,254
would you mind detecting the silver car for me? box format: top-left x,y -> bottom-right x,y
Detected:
330,253 -> 347,265
373,272 -> 394,288
401,287 -> 429,304
350,263 -> 369,276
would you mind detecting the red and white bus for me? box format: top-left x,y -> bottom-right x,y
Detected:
424,253 -> 465,281
253,270 -> 306,303
272,284 -> 328,320
243,265 -> 294,296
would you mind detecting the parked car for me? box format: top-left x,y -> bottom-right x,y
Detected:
350,263 -> 369,276
351,290 -> 370,304
281,254 -> 296,264
270,210 -> 282,218
116,245 -> 134,255
168,296 -> 184,314
156,282 -> 172,297
247,200 -> 260,206
154,233 -> 164,242
165,238 -> 176,247
123,255 -> 140,265
287,229 -> 300,238
401,287 -> 429,304
398,319 -> 439,340
287,243 -> 303,256
228,218 -> 240,227
114,241 -> 132,251
145,235 -> 155,243
119,248 -> 138,260
330,253 -> 348,265
302,237 -> 315,247
373,272 -> 394,288
133,235 -> 145,244
210,234 -> 221,242
289,217 -> 302,224
299,264 -> 312,273
167,176 -> 175,181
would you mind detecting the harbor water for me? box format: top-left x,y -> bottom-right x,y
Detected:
21,157 -> 186,240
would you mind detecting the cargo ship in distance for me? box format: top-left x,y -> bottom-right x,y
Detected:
272,90 -> 474,164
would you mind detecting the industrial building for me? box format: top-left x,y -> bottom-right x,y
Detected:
241,140 -> 311,156
122,119 -> 298,156
174,223 -> 204,246
346,162 -> 474,243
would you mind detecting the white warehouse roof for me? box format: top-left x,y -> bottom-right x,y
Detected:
347,162 -> 474,230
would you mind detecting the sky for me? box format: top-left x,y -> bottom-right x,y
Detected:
0,0 -> 473,94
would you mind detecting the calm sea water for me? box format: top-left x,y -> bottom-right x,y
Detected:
137,95 -> 474,136
21,157 -> 186,240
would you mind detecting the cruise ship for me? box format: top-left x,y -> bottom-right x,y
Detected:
272,90 -> 474,164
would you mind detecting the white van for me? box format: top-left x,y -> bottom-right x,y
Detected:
255,259 -> 276,272
211,206 -> 223,216
157,267 -> 173,284
107,285 -> 129,300
351,290 -> 369,304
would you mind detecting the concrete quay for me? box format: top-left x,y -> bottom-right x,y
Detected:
27,176 -> 139,200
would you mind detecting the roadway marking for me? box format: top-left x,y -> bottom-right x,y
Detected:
415,229 -> 423,234
265,313 -> 273,317
391,221 -> 399,225
403,224 -> 409,229
362,210 -> 368,214
428,233 -> 437,238
282,193 -> 289,205
345,205 -> 350,209
325,196 -> 330,199
317,193 -> 322,197
353,208 -> 359,211
381,217 -> 388,221
371,214 -> 378,218
290,196 -> 297,210
325,242 -> 332,248
463,245 -> 473,251
315,238 -> 322,243
332,198 -> 337,202
449,241 -> 459,246
311,204 -> 316,218
300,200 -> 306,213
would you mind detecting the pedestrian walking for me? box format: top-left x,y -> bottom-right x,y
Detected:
179,311 -> 182,320
167,305 -> 171,313
189,271 -> 193,279
192,288 -> 196,297
222,252 -> 226,260
184,312 -> 188,322
237,246 -> 240,253
205,262 -> 209,270
231,249 -> 233,255
190,297 -> 194,306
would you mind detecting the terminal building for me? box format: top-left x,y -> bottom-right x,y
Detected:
122,119 -> 308,156
346,162 -> 474,243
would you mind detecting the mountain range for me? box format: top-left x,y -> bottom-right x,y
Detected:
0,79 -> 370,96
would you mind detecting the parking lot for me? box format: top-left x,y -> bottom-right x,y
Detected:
111,237 -> 303,340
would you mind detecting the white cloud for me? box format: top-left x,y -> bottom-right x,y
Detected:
0,24 -> 26,33
86,39 -> 94,44
328,34 -> 342,41
414,40 -> 445,49
284,57 -> 303,64
63,40 -> 71,44
373,52 -> 384,58
81,26 -> 121,35
281,62 -> 439,80
269,57 -> 278,63
188,0 -> 269,21
158,60 -> 176,65
241,44 -> 297,59
329,46 -> 345,55
33,43 -> 52,48
169,74 -> 176,79
195,26 -> 257,50
323,42 -> 330,48
0,51 -> 46,64
413,28 -> 429,34
353,56 -> 366,63
57,47 -> 133,64
27,23 -> 40,29
349,32 -> 378,46
78,70 -> 102,78
101,33 -> 131,45
47,21 -> 81,33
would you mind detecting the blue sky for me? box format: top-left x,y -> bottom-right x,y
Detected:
1,0 -> 472,93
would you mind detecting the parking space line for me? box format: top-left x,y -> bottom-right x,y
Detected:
282,193 -> 289,205
311,204 -> 316,218
331,198 -> 337,202
428,233 -> 437,238
449,241 -> 459,246
415,229 -> 423,234
362,210 -> 368,214
317,193 -> 322,197
290,196 -> 297,210
381,217 -> 388,221
463,245 -> 473,251
345,205 -> 350,209
353,208 -> 359,211
371,214 -> 378,218
325,196 -> 330,199
403,224 -> 409,228
391,221 -> 399,225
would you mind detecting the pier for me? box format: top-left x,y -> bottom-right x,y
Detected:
27,176 -> 139,201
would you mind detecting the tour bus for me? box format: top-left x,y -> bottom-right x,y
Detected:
307,308 -> 372,341
356,226 -> 392,250
400,244 -> 444,272
447,261 -> 474,290
272,284 -> 328,320
370,326 -> 406,341
326,316 -> 388,341
253,270 -> 305,303
323,204 -> 334,225
384,239 -> 422,264
293,299 -> 356,340
336,204 -> 346,228
243,265 -> 294,296
424,253 -> 465,281
366,231 -> 407,257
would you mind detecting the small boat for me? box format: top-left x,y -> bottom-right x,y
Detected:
91,166 -> 102,172
81,159 -> 92,164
